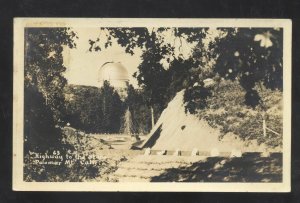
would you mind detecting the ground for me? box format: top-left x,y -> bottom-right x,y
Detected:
23,130 -> 283,182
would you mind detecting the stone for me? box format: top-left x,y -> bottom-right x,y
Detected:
191,148 -> 199,156
173,149 -> 181,156
144,147 -> 151,155
157,150 -> 166,155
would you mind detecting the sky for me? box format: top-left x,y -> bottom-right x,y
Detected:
63,27 -> 143,88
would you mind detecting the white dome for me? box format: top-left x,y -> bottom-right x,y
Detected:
98,62 -> 129,89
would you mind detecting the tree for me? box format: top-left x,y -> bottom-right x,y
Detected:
24,84 -> 61,151
124,84 -> 152,134
25,28 -> 77,122
171,28 -> 283,113
212,28 -> 283,108
64,85 -> 103,132
24,28 -> 77,151
64,82 -> 124,134
100,81 -> 124,133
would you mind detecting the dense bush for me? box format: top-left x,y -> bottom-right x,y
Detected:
24,129 -> 127,182
24,84 -> 62,152
24,28 -> 76,152
196,80 -> 283,147
125,85 -> 160,134
64,82 -> 124,133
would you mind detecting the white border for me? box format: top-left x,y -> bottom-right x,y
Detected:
13,18 -> 292,192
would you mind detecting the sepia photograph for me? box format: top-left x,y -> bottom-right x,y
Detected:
13,18 -> 291,192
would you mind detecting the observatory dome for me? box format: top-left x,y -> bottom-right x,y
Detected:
98,62 -> 129,89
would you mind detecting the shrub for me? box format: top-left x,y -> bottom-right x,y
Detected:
196,80 -> 282,148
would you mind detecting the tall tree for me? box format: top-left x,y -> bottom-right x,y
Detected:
24,28 -> 77,151
25,28 -> 77,122
24,84 -> 61,151
64,83 -> 124,134
100,81 -> 124,133
124,84 -> 152,134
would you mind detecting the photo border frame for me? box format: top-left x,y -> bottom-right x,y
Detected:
13,18 -> 292,192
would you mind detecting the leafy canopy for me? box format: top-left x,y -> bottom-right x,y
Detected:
89,27 -> 283,113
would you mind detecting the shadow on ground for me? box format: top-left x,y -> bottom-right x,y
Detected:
151,153 -> 282,182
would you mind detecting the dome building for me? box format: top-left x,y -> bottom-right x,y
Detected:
98,62 -> 129,98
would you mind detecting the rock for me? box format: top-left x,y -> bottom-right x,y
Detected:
191,148 -> 199,156
157,150 -> 166,155
144,148 -> 151,155
173,149 -> 181,156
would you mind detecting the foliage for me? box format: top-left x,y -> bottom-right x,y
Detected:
23,130 -> 125,182
167,58 -> 196,101
125,84 -> 155,134
65,83 -> 157,135
24,28 -> 77,152
196,80 -> 283,147
64,85 -> 103,132
25,28 -> 77,122
211,28 -> 283,108
91,27 -> 283,111
100,81 -> 124,133
64,82 -> 124,133
24,84 -> 62,151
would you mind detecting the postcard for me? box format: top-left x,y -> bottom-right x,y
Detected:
13,18 -> 291,192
